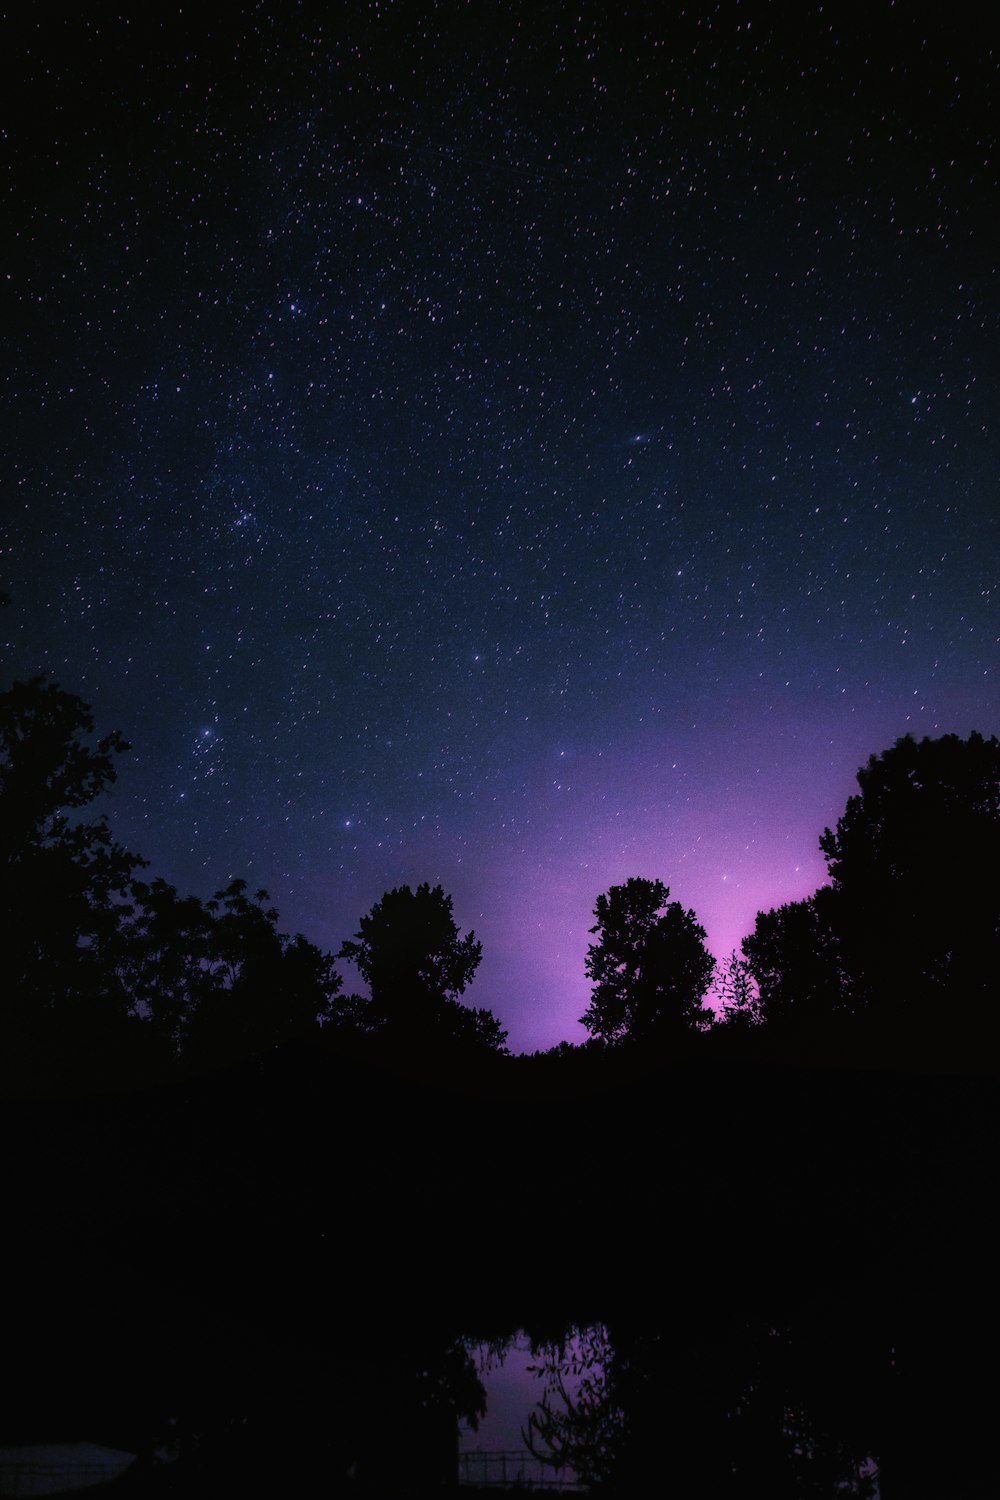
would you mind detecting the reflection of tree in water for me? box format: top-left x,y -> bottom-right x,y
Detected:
522,1324 -> 620,1487
522,1320 -> 878,1496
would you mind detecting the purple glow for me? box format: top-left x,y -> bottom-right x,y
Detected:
5,8 -> 995,1055
309,701 -> 983,1052
460,1330 -> 596,1481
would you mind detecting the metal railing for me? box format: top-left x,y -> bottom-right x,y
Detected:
458,1448 -> 584,1490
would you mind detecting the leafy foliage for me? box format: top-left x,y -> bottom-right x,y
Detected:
8,667 -> 997,1082
737,731 -> 1000,1036
110,876 -> 218,1050
580,877 -> 714,1044
0,676 -> 144,1066
340,883 -> 481,1006
741,890 -> 850,1026
339,883 -> 506,1051
818,730 -> 1000,1001
0,676 -> 341,1084
711,950 -> 763,1027
172,880 -> 342,1064
524,1325 -> 621,1488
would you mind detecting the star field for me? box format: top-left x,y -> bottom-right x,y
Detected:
3,4 -> 997,1049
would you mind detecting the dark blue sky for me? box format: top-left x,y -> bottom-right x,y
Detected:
4,3 -> 996,1050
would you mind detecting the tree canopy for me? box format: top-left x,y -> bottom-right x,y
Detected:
580,877 -> 714,1045
819,731 -> 1000,1007
339,883 -> 506,1052
122,877 -> 343,1066
738,730 -> 1000,1038
0,676 -> 144,1067
741,890 -> 849,1028
0,676 -> 341,1085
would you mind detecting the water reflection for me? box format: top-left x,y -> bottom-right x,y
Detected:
462,1320 -> 880,1496
460,1329 -> 603,1490
522,1325 -> 617,1489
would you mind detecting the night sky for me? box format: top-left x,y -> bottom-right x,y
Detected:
4,4 -> 996,1052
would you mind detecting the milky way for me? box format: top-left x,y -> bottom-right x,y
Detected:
4,5 -> 996,1049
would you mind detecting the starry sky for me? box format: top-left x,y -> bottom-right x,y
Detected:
4,3 -> 997,1052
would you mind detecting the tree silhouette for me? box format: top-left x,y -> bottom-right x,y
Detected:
164,879 -> 342,1065
712,949 -> 763,1028
741,890 -> 850,1029
0,675 -> 343,1083
580,878 -> 714,1045
0,675 -> 144,1079
522,1315 -> 881,1498
110,876 -> 217,1052
432,997 -> 509,1055
524,1324 -> 621,1488
339,883 -> 505,1050
818,731 -> 1000,1009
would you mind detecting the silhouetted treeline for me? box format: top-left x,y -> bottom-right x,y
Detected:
4,669 -> 1000,1491
3,670 -> 998,1090
0,675 -> 508,1094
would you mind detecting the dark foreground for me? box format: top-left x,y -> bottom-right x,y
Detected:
5,1036 -> 999,1498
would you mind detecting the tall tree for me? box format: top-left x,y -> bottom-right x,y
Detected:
741,890 -> 850,1027
0,676 -> 144,1074
110,876 -> 217,1052
0,675 -> 342,1082
819,731 -> 1000,1007
339,883 -> 504,1051
580,878 -> 714,1045
113,878 -> 342,1064
181,880 -> 342,1065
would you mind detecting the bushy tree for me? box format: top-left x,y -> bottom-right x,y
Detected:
0,676 -> 144,1071
741,890 -> 850,1027
435,998 -> 509,1055
738,732 -> 1000,1037
580,878 -> 714,1045
339,883 -> 505,1051
110,876 -> 217,1051
0,675 -> 342,1082
818,730 -> 1000,1003
340,883 -> 481,1008
180,880 -> 342,1065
